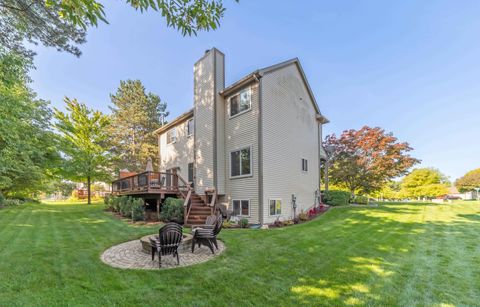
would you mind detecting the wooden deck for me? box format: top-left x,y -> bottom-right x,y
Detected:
111,171 -> 190,198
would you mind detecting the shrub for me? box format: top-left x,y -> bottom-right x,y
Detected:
104,194 -> 114,211
3,199 -> 23,206
119,196 -> 133,218
110,196 -> 121,212
272,217 -> 282,227
131,198 -> 145,221
222,220 -> 234,228
352,195 -> 369,205
298,211 -> 309,221
103,194 -> 110,206
238,218 -> 249,228
160,197 -> 184,223
323,190 -> 351,206
282,220 -> 294,226
0,193 -> 5,206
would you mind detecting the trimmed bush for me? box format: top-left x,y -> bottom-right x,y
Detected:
131,198 -> 145,221
352,195 -> 369,205
160,197 -> 184,223
119,196 -> 133,218
323,190 -> 351,206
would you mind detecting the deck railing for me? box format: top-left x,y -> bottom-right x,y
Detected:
111,171 -> 191,196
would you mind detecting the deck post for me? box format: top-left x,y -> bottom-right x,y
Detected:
156,198 -> 160,220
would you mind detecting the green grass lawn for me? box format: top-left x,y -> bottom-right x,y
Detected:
1,201 -> 479,306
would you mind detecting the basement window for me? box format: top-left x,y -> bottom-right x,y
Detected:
232,200 -> 250,216
269,199 -> 282,216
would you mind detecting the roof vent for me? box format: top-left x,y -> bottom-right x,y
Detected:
205,49 -> 210,54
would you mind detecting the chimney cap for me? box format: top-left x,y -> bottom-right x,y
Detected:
205,49 -> 210,54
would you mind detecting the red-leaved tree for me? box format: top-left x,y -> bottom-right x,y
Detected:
323,126 -> 419,195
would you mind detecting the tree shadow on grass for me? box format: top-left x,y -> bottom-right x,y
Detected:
286,203 -> 480,306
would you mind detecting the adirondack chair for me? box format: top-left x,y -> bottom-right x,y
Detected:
191,215 -> 217,230
150,222 -> 183,267
191,215 -> 222,254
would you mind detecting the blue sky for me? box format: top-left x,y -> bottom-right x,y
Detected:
29,0 -> 480,181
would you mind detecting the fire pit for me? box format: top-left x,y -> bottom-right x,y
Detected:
140,233 -> 193,253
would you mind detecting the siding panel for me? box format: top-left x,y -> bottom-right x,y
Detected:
224,83 -> 260,223
261,64 -> 321,224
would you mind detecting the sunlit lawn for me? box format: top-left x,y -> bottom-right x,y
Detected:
1,200 -> 479,306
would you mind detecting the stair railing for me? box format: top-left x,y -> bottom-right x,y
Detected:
183,189 -> 192,225
205,188 -> 218,215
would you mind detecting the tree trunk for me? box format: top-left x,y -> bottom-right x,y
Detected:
87,176 -> 91,205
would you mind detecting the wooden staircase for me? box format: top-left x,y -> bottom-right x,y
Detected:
184,192 -> 212,226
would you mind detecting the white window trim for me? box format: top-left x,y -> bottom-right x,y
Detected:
166,127 -> 177,144
229,88 -> 252,119
269,198 -> 282,216
231,199 -> 251,217
186,119 -> 194,137
302,158 -> 308,173
229,146 -> 253,179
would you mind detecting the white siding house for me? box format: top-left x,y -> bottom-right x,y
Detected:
155,48 -> 329,225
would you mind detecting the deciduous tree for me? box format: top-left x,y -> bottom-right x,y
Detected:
54,98 -> 112,204
400,168 -> 449,199
455,168 -> 480,192
109,80 -> 168,172
0,50 -> 59,197
323,126 -> 419,195
0,0 -> 235,58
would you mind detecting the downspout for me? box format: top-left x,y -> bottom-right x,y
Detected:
257,74 -> 264,225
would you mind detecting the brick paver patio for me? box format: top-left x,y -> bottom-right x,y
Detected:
101,238 -> 225,270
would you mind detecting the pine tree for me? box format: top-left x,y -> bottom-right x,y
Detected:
109,80 -> 168,173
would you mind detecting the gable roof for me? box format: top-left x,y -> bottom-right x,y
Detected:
153,108 -> 194,135
220,58 -> 329,123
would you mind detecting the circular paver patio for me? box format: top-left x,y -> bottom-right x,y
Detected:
101,236 -> 225,270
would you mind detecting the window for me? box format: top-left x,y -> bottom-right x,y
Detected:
232,200 -> 250,216
229,88 -> 251,117
188,162 -> 194,187
187,119 -> 194,136
166,128 -> 176,144
269,199 -> 282,216
230,147 -> 251,177
302,159 -> 308,172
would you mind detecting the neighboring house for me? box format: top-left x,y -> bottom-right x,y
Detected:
153,48 -> 329,224
447,186 -> 478,200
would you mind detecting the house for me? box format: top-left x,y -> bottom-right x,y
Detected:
113,48 -> 329,225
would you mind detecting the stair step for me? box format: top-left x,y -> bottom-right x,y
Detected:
190,208 -> 211,213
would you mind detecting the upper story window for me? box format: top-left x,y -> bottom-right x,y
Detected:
166,127 -> 177,144
302,158 -> 308,172
229,88 -> 251,118
187,119 -> 194,137
230,147 -> 252,178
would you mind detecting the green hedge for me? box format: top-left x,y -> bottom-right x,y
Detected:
160,197 -> 184,223
352,195 -> 369,204
107,195 -> 145,221
131,198 -> 145,221
323,190 -> 351,206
